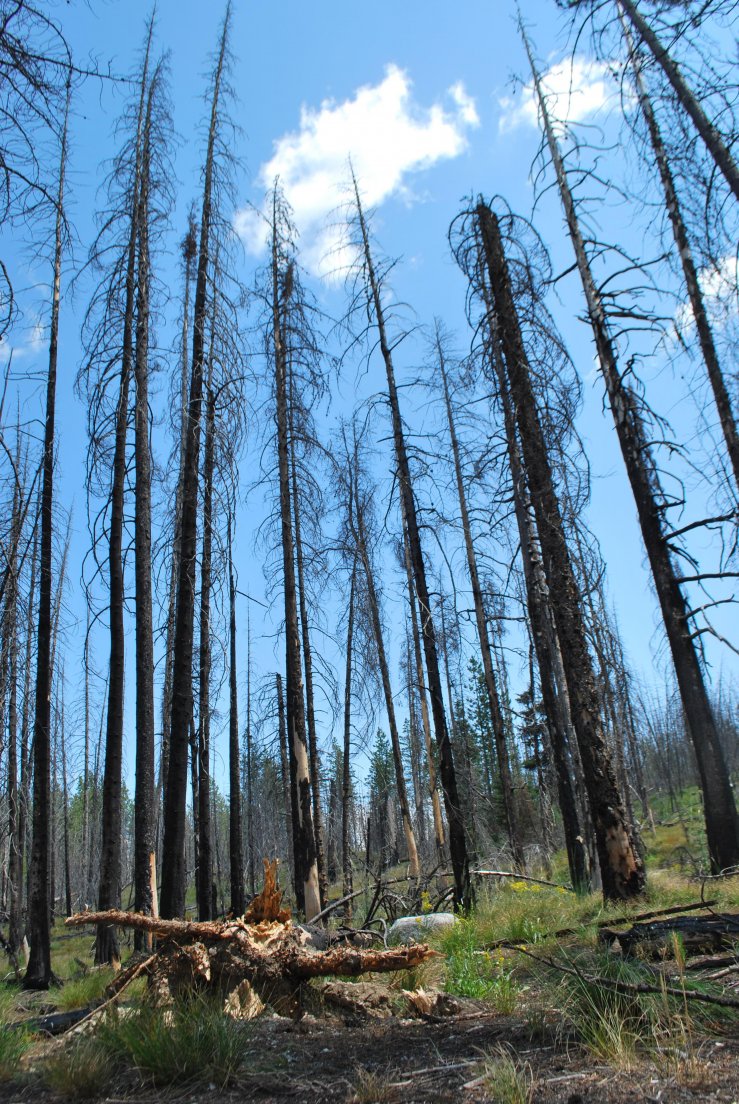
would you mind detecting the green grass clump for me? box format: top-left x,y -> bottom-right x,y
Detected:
0,1026 -> 30,1081
98,994 -> 251,1087
476,1046 -> 533,1104
56,968 -> 114,1011
42,1037 -> 112,1099
440,920 -> 520,1011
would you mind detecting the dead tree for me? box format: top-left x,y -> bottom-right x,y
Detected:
524,29 -> 739,872
161,9 -> 233,918
456,199 -> 644,900
266,186 -> 320,919
24,79 -> 70,990
226,510 -> 244,916
348,175 -> 471,909
435,328 -> 524,869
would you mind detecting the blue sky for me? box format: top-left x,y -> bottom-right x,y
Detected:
4,0 -> 737,784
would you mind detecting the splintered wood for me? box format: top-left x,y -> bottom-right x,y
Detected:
66,859 -> 437,1017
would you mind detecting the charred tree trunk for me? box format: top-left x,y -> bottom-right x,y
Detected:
133,71 -> 157,947
401,525 -> 446,859
159,217 -> 197,829
525,36 -> 739,873
161,14 -> 229,919
227,511 -> 244,916
352,177 -> 470,909
289,392 -> 328,911
276,672 -> 297,903
486,306 -> 590,890
25,82 -> 70,989
342,562 -> 356,919
196,384 -> 215,921
350,485 -> 420,879
475,201 -> 645,900
271,206 -> 320,921
438,339 -> 524,868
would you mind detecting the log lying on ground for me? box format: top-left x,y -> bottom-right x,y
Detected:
66,861 -> 437,1017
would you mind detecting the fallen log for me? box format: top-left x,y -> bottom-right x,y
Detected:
65,860 -> 437,1018
599,913 -> 739,957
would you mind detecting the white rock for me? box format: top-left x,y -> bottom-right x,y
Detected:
388,912 -> 457,945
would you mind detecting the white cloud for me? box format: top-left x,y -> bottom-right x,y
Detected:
675,253 -> 738,334
499,56 -> 614,134
4,318 -> 45,361
234,65 -> 479,276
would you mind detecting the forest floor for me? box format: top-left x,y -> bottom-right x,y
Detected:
0,820 -> 737,1104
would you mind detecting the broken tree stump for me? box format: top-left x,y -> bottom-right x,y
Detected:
66,860 -> 438,1017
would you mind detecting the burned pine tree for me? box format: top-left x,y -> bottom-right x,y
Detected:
347,176 -> 471,910
453,199 -> 645,901
261,185 -> 320,920
523,29 -> 739,873
160,8 -> 234,919
334,419 -> 421,880
24,80 -> 71,990
433,327 -> 524,869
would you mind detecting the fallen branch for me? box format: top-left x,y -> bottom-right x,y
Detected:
512,945 -> 739,1010
482,899 -> 718,951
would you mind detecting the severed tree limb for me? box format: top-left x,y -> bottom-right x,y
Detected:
473,870 -> 573,891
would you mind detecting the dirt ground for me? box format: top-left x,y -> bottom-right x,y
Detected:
2,1003 -> 737,1104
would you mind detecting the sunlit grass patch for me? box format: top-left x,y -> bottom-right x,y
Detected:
0,1025 -> 30,1082
55,967 -> 115,1011
97,993 -> 252,1087
474,1045 -> 533,1104
42,1036 -> 112,1098
440,919 -> 521,1011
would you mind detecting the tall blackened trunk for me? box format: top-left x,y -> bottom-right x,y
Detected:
161,12 -> 229,919
437,339 -> 523,868
289,392 -> 328,910
342,562 -> 356,918
275,672 -> 296,900
401,524 -> 445,858
25,81 -> 70,989
271,203 -> 320,920
351,178 -> 470,909
133,67 -> 158,946
350,483 -> 420,879
525,35 -> 739,872
196,383 -> 215,920
227,510 -> 244,916
475,201 -> 644,900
